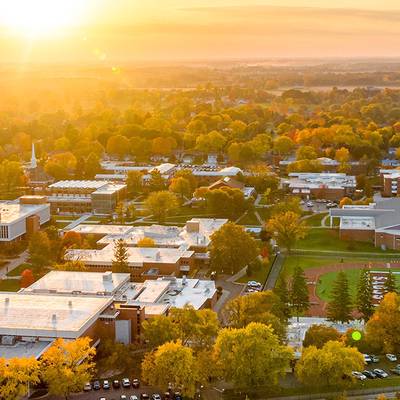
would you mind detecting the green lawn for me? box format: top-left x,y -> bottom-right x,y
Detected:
237,263 -> 271,284
0,279 -> 20,292
296,228 -> 400,254
303,212 -> 327,227
317,267 -> 400,302
237,211 -> 261,226
7,263 -> 45,277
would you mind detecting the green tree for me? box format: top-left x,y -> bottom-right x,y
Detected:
126,170 -> 143,196
384,269 -> 397,294
29,231 -> 51,267
273,136 -> 295,155
273,275 -> 291,319
210,222 -> 258,275
356,268 -> 374,321
290,265 -> 310,320
327,271 -> 353,323
303,325 -> 341,349
266,211 -> 307,253
214,322 -> 293,388
142,341 -> 199,398
224,291 -> 287,339
295,341 -> 364,389
112,238 -> 129,273
145,191 -> 178,223
41,338 -> 96,400
83,152 -> 101,178
169,177 -> 191,200
142,315 -> 180,348
0,357 -> 40,400
148,170 -> 166,192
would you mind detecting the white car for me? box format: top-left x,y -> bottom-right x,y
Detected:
122,378 -> 131,387
130,396 -> 139,400
352,371 -> 367,381
374,368 -> 389,378
83,382 -> 92,391
306,201 -> 314,207
386,354 -> 398,362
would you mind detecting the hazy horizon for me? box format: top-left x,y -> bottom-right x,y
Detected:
1,1 -> 400,64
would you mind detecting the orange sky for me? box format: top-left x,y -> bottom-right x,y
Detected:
1,0 -> 400,63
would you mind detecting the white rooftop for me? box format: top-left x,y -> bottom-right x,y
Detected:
340,216 -> 376,231
0,340 -> 53,360
49,180 -> 107,190
0,202 -> 48,225
66,244 -> 194,267
22,271 -> 130,296
0,293 -> 112,338
286,173 -> 356,189
71,224 -> 134,236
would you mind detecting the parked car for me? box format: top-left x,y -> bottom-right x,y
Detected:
390,367 -> 400,375
140,394 -> 150,400
122,378 -> 131,388
306,201 -> 314,207
113,380 -> 121,389
174,393 -> 183,400
83,382 -> 92,391
103,380 -> 110,389
93,380 -> 101,390
362,370 -> 377,379
100,398 -> 107,400
363,354 -> 372,364
121,396 -> 128,400
326,202 -> 337,209
371,355 -> 380,363
152,395 -> 162,400
132,378 -> 140,388
247,281 -> 262,289
373,369 -> 389,378
130,396 -> 139,400
352,371 -> 367,381
386,354 -> 398,362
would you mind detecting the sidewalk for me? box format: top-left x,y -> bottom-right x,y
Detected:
0,250 -> 29,279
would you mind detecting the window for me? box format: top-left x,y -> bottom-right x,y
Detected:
0,225 -> 9,239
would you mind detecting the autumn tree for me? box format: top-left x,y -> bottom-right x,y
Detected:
126,170 -> 143,196
303,324 -> 341,349
41,338 -> 96,399
224,291 -> 287,339
148,170 -> 166,192
296,341 -> 364,389
210,222 -> 258,275
0,357 -> 40,400
339,197 -> 353,208
83,152 -> 101,178
366,292 -> 400,353
355,268 -> 374,321
290,265 -> 310,320
142,341 -> 199,398
273,136 -> 295,156
62,231 -> 82,249
20,269 -> 35,288
384,269 -> 397,294
214,322 -> 293,388
266,211 -> 307,253
112,238 -> 129,273
106,135 -> 131,159
145,191 -> 178,223
169,177 -> 192,200
327,271 -> 353,323
142,315 -> 180,348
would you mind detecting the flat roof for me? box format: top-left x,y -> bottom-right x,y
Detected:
0,202 -> 49,225
0,293 -> 112,338
340,216 -> 375,231
23,271 -> 130,296
49,180 -> 108,190
0,340 -> 53,360
66,244 -> 194,267
285,173 -> 356,189
71,224 -> 134,236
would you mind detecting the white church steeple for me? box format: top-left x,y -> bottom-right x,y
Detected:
30,142 -> 37,169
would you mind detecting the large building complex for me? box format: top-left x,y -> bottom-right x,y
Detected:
330,198 -> 400,249
283,173 -> 356,201
65,218 -> 227,277
381,169 -> 400,197
0,196 -> 50,242
0,271 -> 217,359
45,180 -> 126,214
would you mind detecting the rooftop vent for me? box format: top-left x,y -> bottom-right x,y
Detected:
52,314 -> 57,324
103,271 -> 113,282
4,297 -> 9,305
68,300 -> 73,307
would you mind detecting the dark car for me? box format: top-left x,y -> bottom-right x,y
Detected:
373,369 -> 389,378
93,380 -> 101,390
174,393 -> 183,400
140,394 -> 150,400
113,379 -> 121,389
132,378 -> 140,388
362,370 -> 377,379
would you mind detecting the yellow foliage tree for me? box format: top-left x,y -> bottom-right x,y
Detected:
41,337 -> 96,399
137,237 -> 156,248
0,357 -> 40,400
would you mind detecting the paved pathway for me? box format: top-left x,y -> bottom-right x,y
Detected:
62,213 -> 92,231
0,250 -> 29,279
264,253 -> 285,291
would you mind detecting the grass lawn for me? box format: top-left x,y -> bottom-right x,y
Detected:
7,263 -> 44,277
0,279 -> 20,291
303,212 -> 327,227
296,228 -> 400,254
317,267 -> 400,302
237,263 -> 271,284
237,211 -> 261,226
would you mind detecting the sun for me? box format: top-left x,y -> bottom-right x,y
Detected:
0,0 -> 87,38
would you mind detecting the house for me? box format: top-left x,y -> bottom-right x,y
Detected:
207,177 -> 256,199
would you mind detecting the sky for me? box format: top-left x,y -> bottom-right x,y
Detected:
1,0 -> 400,63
